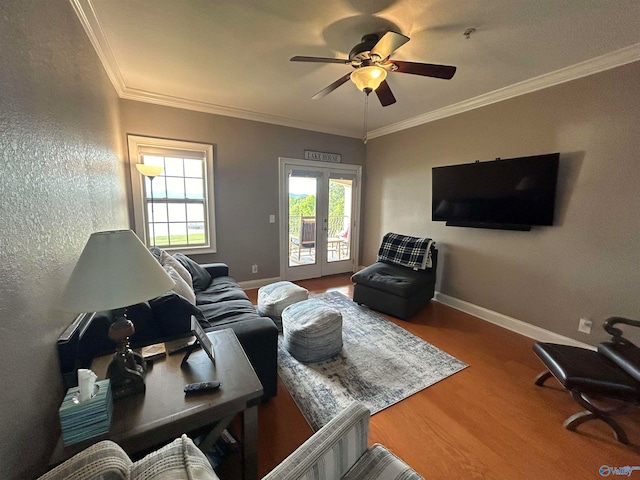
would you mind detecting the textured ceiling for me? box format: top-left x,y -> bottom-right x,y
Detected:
72,0 -> 640,138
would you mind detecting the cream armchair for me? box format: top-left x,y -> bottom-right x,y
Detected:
38,434 -> 217,480
263,401 -> 422,480
40,402 -> 421,480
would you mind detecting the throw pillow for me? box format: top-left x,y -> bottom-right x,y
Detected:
159,250 -> 193,288
148,246 -> 164,262
173,253 -> 212,292
164,265 -> 196,305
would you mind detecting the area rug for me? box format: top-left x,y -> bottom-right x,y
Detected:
277,291 -> 467,431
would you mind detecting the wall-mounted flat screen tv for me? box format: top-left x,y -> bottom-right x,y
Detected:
432,153 -> 559,231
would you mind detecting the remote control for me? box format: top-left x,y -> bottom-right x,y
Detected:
184,381 -> 221,393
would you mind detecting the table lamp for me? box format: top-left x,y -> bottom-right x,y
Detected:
60,230 -> 174,399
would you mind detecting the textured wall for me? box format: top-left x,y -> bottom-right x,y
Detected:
120,100 -> 366,281
0,2 -> 128,478
363,61 -> 640,346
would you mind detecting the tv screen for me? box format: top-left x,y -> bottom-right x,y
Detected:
432,153 -> 559,230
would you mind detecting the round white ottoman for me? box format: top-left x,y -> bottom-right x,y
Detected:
282,298 -> 343,363
257,281 -> 309,330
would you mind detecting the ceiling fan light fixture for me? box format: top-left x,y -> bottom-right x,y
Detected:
350,66 -> 387,93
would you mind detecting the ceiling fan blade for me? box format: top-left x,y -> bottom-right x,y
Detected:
375,80 -> 396,107
312,73 -> 352,100
290,56 -> 350,64
391,60 -> 457,79
371,31 -> 410,60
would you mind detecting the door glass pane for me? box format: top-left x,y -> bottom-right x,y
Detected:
288,175 -> 317,267
327,178 -> 352,263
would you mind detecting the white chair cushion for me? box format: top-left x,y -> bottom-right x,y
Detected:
257,281 -> 309,318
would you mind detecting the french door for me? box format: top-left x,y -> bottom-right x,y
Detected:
279,158 -> 361,281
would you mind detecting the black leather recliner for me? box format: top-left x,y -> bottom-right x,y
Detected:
533,317 -> 640,443
351,249 -> 438,320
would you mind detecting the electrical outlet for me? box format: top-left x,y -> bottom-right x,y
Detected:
251,264 -> 258,274
578,318 -> 592,334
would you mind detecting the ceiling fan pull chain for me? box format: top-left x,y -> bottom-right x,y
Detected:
363,92 -> 369,144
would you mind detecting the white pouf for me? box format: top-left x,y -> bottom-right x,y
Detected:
257,281 -> 309,330
282,299 -> 343,363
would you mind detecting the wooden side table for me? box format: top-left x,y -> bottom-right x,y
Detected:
50,328 -> 263,479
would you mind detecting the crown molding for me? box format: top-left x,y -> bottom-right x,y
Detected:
117,86 -> 358,138
71,0 -> 359,138
72,0 -> 639,141
70,0 -> 128,93
368,43 -> 640,139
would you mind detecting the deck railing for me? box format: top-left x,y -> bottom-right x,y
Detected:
289,215 -> 349,239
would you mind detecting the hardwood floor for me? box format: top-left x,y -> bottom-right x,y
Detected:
249,274 -> 640,479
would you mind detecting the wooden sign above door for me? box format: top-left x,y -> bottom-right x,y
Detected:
304,150 -> 341,163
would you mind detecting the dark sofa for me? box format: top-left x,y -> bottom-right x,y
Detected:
57,259 -> 278,399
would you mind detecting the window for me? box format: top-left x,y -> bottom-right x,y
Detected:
128,135 -> 216,253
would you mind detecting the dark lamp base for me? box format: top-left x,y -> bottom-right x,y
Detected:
107,355 -> 146,399
107,308 -> 147,400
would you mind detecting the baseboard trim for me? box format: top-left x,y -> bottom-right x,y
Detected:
238,277 -> 281,291
434,292 -> 595,350
236,279 -> 594,349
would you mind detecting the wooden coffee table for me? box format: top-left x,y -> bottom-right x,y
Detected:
50,328 -> 263,479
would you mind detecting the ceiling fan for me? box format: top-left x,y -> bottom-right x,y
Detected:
290,31 -> 457,107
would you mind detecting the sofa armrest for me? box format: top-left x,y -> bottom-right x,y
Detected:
263,402 -> 370,480
343,444 -> 424,480
201,263 -> 229,279
203,315 -> 279,399
37,441 -> 132,480
148,292 -> 200,338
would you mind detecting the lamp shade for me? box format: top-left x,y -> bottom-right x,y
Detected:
60,230 -> 174,313
135,164 -> 164,177
350,66 -> 387,92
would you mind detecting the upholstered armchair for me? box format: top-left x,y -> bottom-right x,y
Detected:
40,402 -> 422,480
263,401 -> 422,480
38,435 -> 217,480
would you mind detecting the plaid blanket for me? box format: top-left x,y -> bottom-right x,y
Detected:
377,232 -> 435,270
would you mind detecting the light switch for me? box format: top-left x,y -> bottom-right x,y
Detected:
269,214 -> 276,223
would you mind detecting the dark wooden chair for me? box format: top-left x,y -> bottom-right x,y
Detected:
533,317 -> 640,443
290,216 -> 316,260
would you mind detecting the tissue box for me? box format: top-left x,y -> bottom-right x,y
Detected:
58,379 -> 113,445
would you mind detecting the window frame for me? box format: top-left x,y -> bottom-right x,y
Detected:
128,134 -> 216,254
